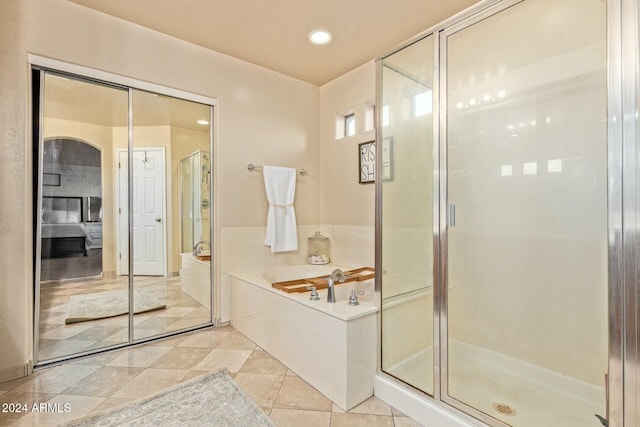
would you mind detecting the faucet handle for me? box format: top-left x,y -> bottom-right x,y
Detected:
306,286 -> 320,301
348,290 -> 365,306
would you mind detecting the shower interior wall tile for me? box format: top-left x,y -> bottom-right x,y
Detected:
382,292 -> 433,369
381,227 -> 433,297
447,231 -> 607,386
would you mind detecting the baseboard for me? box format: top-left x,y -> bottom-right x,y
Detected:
0,361 -> 32,384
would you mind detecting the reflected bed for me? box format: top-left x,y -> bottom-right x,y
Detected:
41,223 -> 91,258
40,196 -> 91,258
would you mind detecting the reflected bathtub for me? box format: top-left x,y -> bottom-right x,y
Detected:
180,253 -> 211,309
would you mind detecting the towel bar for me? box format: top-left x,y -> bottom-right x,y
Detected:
247,163 -> 308,176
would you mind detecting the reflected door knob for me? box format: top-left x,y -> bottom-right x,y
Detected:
155,218 -> 162,223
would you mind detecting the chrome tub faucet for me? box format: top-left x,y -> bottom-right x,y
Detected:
327,269 -> 345,303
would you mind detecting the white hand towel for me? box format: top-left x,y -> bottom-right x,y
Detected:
263,166 -> 298,252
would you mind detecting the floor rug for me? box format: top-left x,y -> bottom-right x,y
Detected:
65,289 -> 166,324
58,369 -> 275,427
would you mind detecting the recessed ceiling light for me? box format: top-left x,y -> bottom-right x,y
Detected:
197,119 -> 209,125
308,30 -> 332,45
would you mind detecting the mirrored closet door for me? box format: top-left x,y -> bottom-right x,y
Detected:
130,89 -> 212,341
35,72 -> 130,362
33,69 -> 214,365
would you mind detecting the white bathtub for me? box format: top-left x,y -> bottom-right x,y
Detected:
230,265 -> 378,410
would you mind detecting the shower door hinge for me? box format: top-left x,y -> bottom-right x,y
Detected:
448,203 -> 456,227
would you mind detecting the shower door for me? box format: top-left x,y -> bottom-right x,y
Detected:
180,151 -> 211,253
180,156 -> 194,253
442,0 -> 608,425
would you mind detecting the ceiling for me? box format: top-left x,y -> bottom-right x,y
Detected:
66,0 -> 481,86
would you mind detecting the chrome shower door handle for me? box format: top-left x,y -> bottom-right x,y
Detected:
448,203 -> 456,227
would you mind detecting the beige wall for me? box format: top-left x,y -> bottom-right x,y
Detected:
0,0 -> 320,378
318,62 -> 376,226
0,0 -> 30,381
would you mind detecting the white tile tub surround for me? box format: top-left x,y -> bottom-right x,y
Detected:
219,225 -> 374,322
230,266 -> 378,411
220,225 -> 374,274
180,253 -> 211,309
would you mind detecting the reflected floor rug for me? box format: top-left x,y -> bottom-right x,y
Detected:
59,369 -> 275,427
65,289 -> 166,324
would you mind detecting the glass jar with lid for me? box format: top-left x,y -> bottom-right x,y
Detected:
307,231 -> 330,264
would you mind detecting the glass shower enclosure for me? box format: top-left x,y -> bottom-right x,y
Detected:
377,0 -> 608,425
180,151 -> 211,254
380,34 -> 435,396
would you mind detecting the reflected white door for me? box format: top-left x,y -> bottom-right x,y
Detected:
118,148 -> 165,276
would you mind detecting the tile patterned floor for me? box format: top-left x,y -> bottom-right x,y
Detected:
37,275 -> 210,362
0,327 -> 424,426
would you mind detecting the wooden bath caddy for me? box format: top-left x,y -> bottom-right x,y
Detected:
272,267 -> 375,293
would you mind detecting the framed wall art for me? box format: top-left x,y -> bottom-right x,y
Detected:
358,140 -> 375,184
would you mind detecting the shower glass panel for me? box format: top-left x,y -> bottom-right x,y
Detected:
380,34 -> 435,395
180,156 -> 194,252
181,151 -> 210,253
444,0 -> 607,425
35,72 -> 129,363
130,89 -> 212,341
